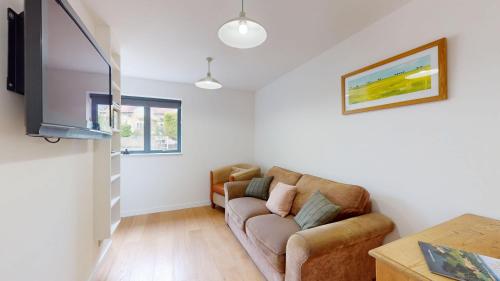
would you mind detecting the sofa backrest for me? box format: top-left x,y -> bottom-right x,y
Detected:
265,166 -> 302,193
290,174 -> 371,220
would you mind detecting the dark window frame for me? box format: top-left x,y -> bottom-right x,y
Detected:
121,96 -> 182,155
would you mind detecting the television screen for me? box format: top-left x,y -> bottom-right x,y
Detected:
25,0 -> 112,139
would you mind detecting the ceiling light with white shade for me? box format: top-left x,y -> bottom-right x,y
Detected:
195,57 -> 222,90
218,0 -> 267,49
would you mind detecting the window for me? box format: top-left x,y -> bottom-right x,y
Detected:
90,93 -> 112,133
121,96 -> 181,154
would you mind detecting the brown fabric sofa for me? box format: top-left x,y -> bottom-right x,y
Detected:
224,166 -> 394,281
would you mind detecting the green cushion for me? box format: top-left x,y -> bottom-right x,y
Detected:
245,176 -> 274,200
294,191 -> 341,230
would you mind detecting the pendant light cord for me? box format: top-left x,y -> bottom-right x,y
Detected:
207,57 -> 212,76
241,0 -> 244,12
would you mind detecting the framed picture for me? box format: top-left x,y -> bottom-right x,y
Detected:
341,38 -> 447,115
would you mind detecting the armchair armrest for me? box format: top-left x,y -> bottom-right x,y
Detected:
229,167 -> 261,181
224,180 -> 251,202
285,213 -> 394,281
211,165 -> 233,185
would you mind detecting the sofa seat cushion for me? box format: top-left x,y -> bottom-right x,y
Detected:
246,214 -> 300,273
213,183 -> 225,195
227,197 -> 270,231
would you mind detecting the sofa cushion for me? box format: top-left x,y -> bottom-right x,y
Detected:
227,197 -> 270,231
246,214 -> 300,273
231,166 -> 245,174
266,182 -> 297,217
294,191 -> 341,230
245,176 -> 274,200
266,166 -> 303,193
291,174 -> 370,220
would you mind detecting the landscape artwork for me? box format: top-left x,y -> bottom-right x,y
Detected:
419,242 -> 500,281
342,38 -> 447,114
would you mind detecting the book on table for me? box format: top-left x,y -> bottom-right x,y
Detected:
418,241 -> 500,281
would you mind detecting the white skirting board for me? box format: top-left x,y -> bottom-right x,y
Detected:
121,200 -> 211,217
86,239 -> 112,281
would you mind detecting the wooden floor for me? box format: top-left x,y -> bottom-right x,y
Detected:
94,206 -> 265,281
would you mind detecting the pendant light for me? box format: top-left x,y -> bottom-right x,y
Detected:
195,57 -> 222,90
218,0 -> 267,49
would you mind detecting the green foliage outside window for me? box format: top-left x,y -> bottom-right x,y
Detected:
121,123 -> 132,137
163,112 -> 178,140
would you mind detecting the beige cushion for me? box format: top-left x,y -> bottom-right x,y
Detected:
231,167 -> 245,174
291,174 -> 370,220
246,214 -> 300,273
266,166 -> 303,193
266,182 -> 297,217
227,197 -> 270,231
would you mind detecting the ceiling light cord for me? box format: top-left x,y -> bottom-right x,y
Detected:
206,57 -> 212,76
240,0 -> 246,17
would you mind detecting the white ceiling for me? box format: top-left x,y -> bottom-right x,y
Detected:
85,0 -> 410,92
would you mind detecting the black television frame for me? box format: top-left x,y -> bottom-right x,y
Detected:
24,0 -> 112,139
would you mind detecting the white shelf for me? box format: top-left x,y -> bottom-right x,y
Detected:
111,174 -> 120,183
111,58 -> 121,72
111,196 -> 120,208
93,35 -> 121,243
112,81 -> 121,92
110,220 -> 120,235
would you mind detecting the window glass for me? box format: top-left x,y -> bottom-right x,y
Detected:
120,105 -> 145,151
151,107 -> 179,151
119,97 -> 181,154
96,104 -> 111,132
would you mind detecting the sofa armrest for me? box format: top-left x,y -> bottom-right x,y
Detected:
285,213 -> 394,281
211,165 -> 233,185
229,167 -> 261,181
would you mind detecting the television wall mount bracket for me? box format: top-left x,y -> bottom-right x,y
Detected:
7,8 -> 25,95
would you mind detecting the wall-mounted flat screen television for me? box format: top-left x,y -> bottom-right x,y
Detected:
24,0 -> 112,139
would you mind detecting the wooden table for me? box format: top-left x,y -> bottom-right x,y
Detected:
369,214 -> 500,281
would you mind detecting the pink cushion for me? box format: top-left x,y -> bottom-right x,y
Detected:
265,182 -> 297,217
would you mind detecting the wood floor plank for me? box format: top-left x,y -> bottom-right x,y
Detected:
94,207 -> 265,281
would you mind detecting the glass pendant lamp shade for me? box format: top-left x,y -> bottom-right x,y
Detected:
218,1 -> 267,49
195,57 -> 222,90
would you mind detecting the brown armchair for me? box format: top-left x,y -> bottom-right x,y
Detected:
210,163 -> 260,208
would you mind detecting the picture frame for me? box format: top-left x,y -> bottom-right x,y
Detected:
341,38 -> 447,115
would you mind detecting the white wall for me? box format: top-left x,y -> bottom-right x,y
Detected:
0,0 -> 101,281
121,77 -> 254,216
255,0 -> 500,240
